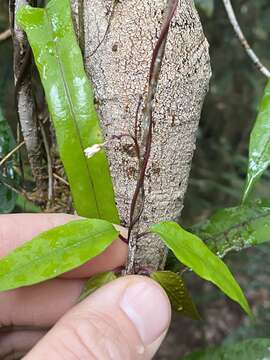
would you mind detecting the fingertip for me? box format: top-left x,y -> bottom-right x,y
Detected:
119,276 -> 171,346
24,275 -> 171,359
0,213 -> 79,257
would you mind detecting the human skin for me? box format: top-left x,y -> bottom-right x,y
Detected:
0,214 -> 171,359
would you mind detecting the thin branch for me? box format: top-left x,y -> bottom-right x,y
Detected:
0,29 -> 11,42
53,172 -> 69,186
223,0 -> 270,78
0,140 -> 25,167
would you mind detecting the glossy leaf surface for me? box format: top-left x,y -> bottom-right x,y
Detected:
243,80 -> 270,202
151,222 -> 252,317
17,0 -> 119,223
0,219 -> 119,292
182,339 -> 270,360
0,108 -> 17,213
79,271 -> 117,302
151,271 -> 200,320
192,205 -> 270,258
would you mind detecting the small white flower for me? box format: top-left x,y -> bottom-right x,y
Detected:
84,143 -> 105,158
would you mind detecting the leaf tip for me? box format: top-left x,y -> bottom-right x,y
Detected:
16,4 -> 44,30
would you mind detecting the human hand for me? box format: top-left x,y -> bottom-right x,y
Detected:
0,214 -> 171,359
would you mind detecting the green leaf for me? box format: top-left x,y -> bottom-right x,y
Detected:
195,0 -> 214,18
150,222 -> 252,317
16,195 -> 41,213
151,271 -> 200,320
16,0 -> 120,224
0,219 -> 119,292
192,205 -> 270,258
181,339 -> 270,360
243,80 -> 270,202
0,108 -> 17,213
79,271 -> 117,302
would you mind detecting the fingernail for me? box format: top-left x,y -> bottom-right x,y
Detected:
120,281 -> 171,345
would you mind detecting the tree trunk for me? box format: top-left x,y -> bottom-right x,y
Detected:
11,0 -> 211,272
70,0 -> 211,273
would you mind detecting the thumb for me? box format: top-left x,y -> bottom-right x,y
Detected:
24,276 -> 171,360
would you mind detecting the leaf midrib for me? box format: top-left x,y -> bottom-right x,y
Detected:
0,228 -> 116,286
44,8 -> 100,217
154,226 -> 244,296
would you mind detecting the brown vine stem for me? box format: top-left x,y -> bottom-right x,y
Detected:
223,0 -> 270,78
126,0 -> 179,274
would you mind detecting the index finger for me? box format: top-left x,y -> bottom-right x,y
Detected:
0,213 -> 128,278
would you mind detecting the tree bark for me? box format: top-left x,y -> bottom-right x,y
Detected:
75,0 -> 211,272
11,0 -> 47,197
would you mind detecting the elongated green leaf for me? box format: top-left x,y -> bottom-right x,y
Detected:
192,205 -> 270,258
150,222 -> 252,317
0,108 -> 17,213
182,339 -> 270,360
243,80 -> 270,202
79,271 -> 117,302
16,0 -> 119,223
151,271 -> 200,320
0,219 -> 119,292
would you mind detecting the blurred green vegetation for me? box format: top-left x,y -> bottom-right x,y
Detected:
183,0 -> 270,223
183,0 -> 270,352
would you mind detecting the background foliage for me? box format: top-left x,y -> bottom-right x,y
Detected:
184,0 -> 270,222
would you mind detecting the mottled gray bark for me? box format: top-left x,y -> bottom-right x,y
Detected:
11,0 -> 47,195
75,0 -> 211,272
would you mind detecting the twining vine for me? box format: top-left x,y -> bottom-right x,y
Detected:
126,0 -> 179,274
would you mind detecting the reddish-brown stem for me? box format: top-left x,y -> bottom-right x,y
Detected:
128,0 -> 179,244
